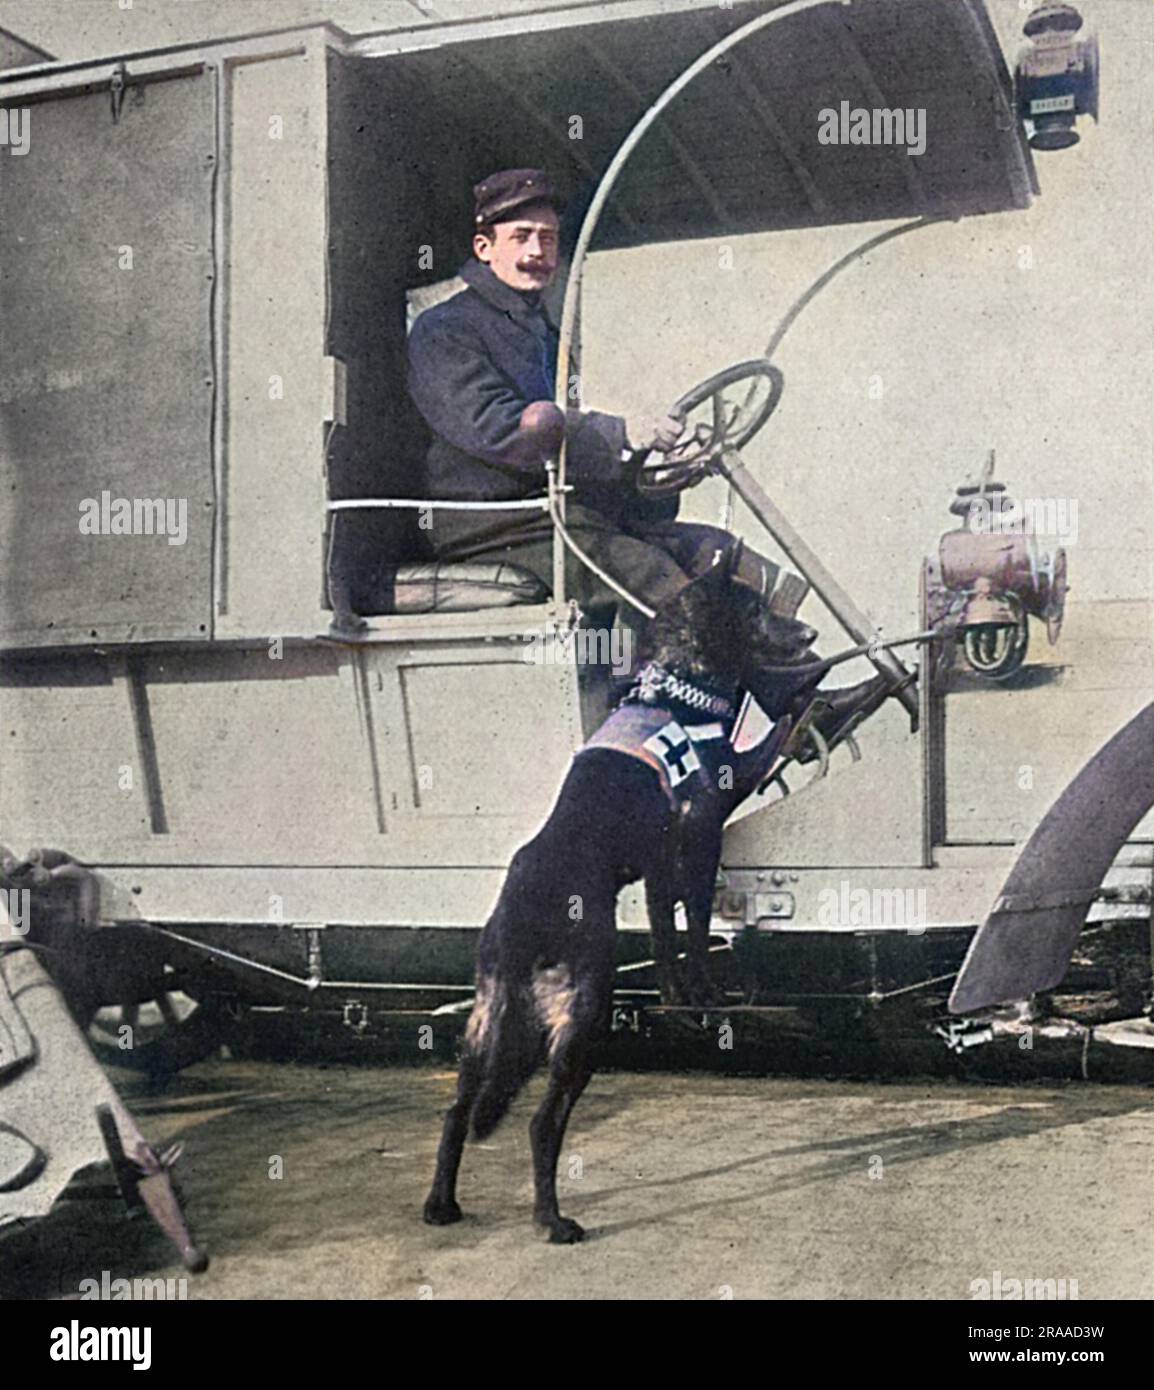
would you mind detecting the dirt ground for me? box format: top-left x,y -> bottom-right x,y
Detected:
4,1059 -> 1153,1300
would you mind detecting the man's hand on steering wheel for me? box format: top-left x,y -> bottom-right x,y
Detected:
625,412 -> 687,455
633,360 -> 784,497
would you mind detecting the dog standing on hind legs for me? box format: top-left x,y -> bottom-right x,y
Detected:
423,549 -> 838,1242
424,751 -> 670,1242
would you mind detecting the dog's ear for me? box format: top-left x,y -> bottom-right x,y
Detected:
696,539 -> 742,589
690,545 -> 731,592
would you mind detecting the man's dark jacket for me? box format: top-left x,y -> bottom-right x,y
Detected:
407,259 -> 629,505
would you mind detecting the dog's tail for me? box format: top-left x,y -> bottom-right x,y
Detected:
465,969 -> 541,1142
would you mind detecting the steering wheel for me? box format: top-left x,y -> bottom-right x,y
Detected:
635,359 -> 784,497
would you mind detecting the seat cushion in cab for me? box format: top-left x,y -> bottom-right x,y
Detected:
389,560 -> 548,614
325,508 -> 548,618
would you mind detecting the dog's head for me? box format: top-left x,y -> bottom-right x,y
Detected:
641,542 -> 819,692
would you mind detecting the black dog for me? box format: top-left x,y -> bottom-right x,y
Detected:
423,551 -> 835,1242
637,597 -> 904,1007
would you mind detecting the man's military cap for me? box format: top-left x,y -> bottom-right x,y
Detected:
473,169 -> 564,227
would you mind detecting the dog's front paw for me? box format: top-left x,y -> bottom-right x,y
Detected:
423,1196 -> 463,1226
542,1215 -> 585,1245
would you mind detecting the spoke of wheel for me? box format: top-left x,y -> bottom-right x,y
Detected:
157,993 -> 181,1028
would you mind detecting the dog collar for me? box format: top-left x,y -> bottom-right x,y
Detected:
625,662 -> 736,720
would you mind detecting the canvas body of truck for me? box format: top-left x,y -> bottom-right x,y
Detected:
0,0 -> 1150,1058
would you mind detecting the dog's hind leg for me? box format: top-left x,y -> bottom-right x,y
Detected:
530,1066 -> 593,1244
423,973 -> 497,1226
423,1049 -> 482,1226
529,962 -> 611,1244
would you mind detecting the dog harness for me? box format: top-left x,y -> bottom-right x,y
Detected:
579,664 -> 790,811
628,663 -> 735,719
582,703 -> 726,809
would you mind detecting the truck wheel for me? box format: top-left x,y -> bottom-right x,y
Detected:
83,965 -> 228,1075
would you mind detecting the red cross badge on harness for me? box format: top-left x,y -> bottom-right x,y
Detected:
641,721 -> 701,788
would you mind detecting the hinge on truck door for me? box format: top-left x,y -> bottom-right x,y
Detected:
714,885 -> 796,926
110,64 -> 128,124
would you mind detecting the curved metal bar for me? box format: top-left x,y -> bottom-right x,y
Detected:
550,0 -> 837,598
762,214 -> 950,362
715,214 -> 950,521
546,464 -> 657,619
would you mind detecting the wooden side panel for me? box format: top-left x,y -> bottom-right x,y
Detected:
945,599 -> 1154,844
0,636 -> 584,877
0,74 -> 215,647
722,697 -> 925,869
218,47 -> 330,639
0,647 -> 376,861
397,661 -> 578,818
363,639 -> 585,868
140,646 -> 378,854
0,656 -> 151,845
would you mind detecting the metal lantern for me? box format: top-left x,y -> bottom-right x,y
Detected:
925,453 -> 1069,679
1015,3 -> 1100,151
